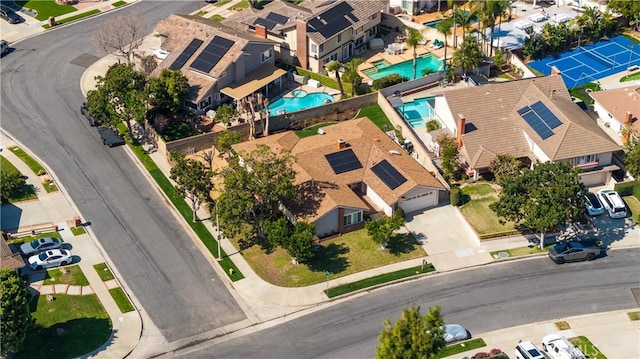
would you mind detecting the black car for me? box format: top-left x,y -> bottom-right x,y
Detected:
97,126 -> 125,147
0,8 -> 23,24
80,102 -> 98,126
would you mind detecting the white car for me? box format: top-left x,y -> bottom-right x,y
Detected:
597,189 -> 627,219
153,48 -> 169,60
28,249 -> 72,270
19,237 -> 62,255
542,334 -> 586,359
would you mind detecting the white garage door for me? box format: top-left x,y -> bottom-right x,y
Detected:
399,191 -> 435,213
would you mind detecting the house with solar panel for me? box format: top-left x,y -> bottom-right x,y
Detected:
420,74 -> 621,186
231,118 -> 446,237
223,0 -> 386,74
589,85 -> 640,145
153,14 -> 286,112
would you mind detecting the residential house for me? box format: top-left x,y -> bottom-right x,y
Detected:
389,0 -> 438,15
589,85 -> 640,144
232,118 -> 445,237
224,0 -> 386,74
1,235 -> 25,270
153,14 -> 286,112
422,75 -> 621,186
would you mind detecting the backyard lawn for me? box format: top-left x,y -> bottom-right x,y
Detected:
459,183 -> 516,237
17,0 -> 76,21
356,104 -> 394,131
231,228 -> 425,287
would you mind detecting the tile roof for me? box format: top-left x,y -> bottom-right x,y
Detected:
153,14 -> 274,102
443,75 -> 620,169
303,0 -> 386,43
1,237 -> 25,270
232,118 -> 444,221
589,86 -> 640,134
222,0 -> 312,33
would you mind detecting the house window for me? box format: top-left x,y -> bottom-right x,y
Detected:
330,53 -> 338,61
184,100 -> 197,110
261,48 -> 273,63
311,44 -> 318,54
319,44 -> 324,53
370,13 -> 377,20
337,34 -> 342,43
199,96 -> 211,109
368,26 -> 377,37
573,155 -> 597,165
343,211 -> 363,226
354,36 -> 365,49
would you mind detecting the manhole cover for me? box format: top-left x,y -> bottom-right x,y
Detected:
497,252 -> 509,258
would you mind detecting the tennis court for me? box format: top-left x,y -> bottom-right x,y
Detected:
528,35 -> 640,89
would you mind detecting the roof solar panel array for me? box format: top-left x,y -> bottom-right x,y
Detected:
169,38 -> 204,71
265,12 -> 288,25
371,160 -> 407,190
190,36 -> 234,74
308,2 -> 358,39
325,149 -> 363,174
518,101 -> 564,140
254,17 -> 277,30
530,101 -> 562,128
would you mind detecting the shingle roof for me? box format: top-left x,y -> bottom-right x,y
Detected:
444,75 -> 620,169
589,86 -> 640,134
1,237 -> 25,270
232,118 -> 444,221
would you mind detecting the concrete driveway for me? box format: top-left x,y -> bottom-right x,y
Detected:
404,204 -> 479,254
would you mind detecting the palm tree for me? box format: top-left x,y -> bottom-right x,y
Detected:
447,0 -> 458,48
488,0 -> 510,57
451,36 -> 483,75
405,27 -> 424,80
327,60 -> 344,98
342,58 -> 364,97
453,7 -> 477,44
435,18 -> 454,71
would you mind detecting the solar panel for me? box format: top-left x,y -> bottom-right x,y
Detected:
517,106 -> 530,116
322,2 -> 354,21
254,17 -> 277,30
522,111 -> 554,139
325,149 -> 363,174
310,1 -> 356,39
190,36 -> 234,74
266,12 -> 288,25
318,17 -> 351,38
169,38 -> 204,71
371,160 -> 407,190
530,101 -> 562,128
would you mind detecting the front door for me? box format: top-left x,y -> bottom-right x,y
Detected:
342,44 -> 351,62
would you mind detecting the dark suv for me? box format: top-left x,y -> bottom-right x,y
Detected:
0,7 -> 23,24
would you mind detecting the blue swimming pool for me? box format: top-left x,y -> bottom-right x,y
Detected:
268,91 -> 334,116
364,55 -> 443,80
396,97 -> 435,128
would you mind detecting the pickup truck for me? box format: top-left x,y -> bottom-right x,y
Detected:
542,334 -> 586,359
97,126 -> 125,147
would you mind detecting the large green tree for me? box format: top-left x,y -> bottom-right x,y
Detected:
148,69 -> 190,114
1,269 -> 34,356
376,304 -> 446,359
405,27 -> 424,80
450,36 -> 483,75
623,138 -> 640,179
218,144 -> 298,242
365,212 -> 405,250
608,0 -> 640,31
490,161 -> 587,249
216,129 -> 242,153
435,18 -> 454,71
0,171 -> 26,202
169,151 -> 214,223
286,221 -> 315,264
490,153 -> 522,184
85,63 -> 147,137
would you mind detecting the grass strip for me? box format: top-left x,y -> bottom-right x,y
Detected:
215,0 -> 233,6
0,156 -> 38,202
43,265 -> 89,286
9,146 -> 46,174
326,264 -> 435,298
627,311 -> 640,320
43,181 -> 58,193
43,9 -> 100,28
234,0 -> 249,8
435,338 -> 487,358
112,0 -> 127,7
70,226 -> 86,236
209,14 -> 225,22
93,263 -> 115,282
109,287 -> 135,313
569,336 -> 606,359
128,141 -> 243,281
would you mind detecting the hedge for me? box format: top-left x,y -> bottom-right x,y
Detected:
372,74 -> 407,90
614,180 -> 640,198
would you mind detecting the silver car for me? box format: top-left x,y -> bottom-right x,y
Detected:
548,241 -> 602,264
19,237 -> 62,255
28,249 -> 72,270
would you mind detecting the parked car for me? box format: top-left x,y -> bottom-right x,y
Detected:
0,7 -> 23,24
515,340 -> 545,359
0,40 -> 8,55
597,189 -> 627,219
548,240 -> 602,264
80,102 -> 98,126
19,237 -> 63,255
444,324 -> 471,343
28,249 -> 72,270
97,126 -> 125,147
542,334 -> 586,359
584,192 -> 604,216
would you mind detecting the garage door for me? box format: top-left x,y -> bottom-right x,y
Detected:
399,191 -> 435,213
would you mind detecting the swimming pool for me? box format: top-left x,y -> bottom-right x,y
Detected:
423,11 -> 478,28
396,97 -> 435,128
364,55 -> 443,80
268,91 -> 334,116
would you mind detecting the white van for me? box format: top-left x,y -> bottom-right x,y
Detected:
597,189 -> 627,219
515,341 -> 545,359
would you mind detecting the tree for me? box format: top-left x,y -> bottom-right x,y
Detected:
169,151 -> 214,223
0,171 -> 26,202
140,55 -> 158,77
490,161 -> 587,249
490,153 -> 522,185
148,69 -> 190,113
451,36 -> 483,75
1,269 -> 34,356
365,212 -> 405,250
405,27 -> 424,80
214,104 -> 239,126
623,138 -> 640,179
216,129 -> 242,153
376,304 -> 446,359
85,63 -> 147,137
453,7 -> 477,44
437,133 -> 458,182
286,221 -> 315,264
218,144 -> 298,241
342,58 -> 364,97
435,18 -> 454,71
327,60 -> 344,98
91,10 -> 145,64
264,216 -> 290,248
608,0 -> 640,31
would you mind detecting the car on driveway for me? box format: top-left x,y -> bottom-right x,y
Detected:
28,249 -> 72,270
548,241 -> 602,264
597,189 -> 627,219
584,192 -> 604,216
0,7 -> 23,24
444,324 -> 471,343
19,237 -> 62,255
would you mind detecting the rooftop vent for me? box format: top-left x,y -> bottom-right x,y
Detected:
389,150 -> 401,155
337,139 -> 346,150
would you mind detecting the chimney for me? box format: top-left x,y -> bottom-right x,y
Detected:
337,139 -> 346,150
622,111 -> 633,144
551,66 -> 561,76
296,19 -> 308,70
255,24 -> 267,39
456,114 -> 465,148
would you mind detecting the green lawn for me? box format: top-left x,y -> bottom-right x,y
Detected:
0,155 -> 38,202
569,336 -> 607,359
620,71 -> 640,82
112,0 -> 127,7
327,263 -> 435,297
459,184 -> 516,236
628,311 -> 640,320
109,287 -> 135,313
435,338 -> 487,358
209,14 -> 225,22
70,226 -> 86,236
295,122 -> 337,138
93,262 -> 115,281
9,146 -> 46,175
43,265 -> 89,286
20,294 -> 111,359
623,195 -> 640,223
9,232 -> 61,247
235,0 -> 249,8
356,104 -> 394,131
215,0 -> 233,6
17,0 -> 76,21
43,181 -> 58,193
231,228 -> 425,287
43,9 -> 101,28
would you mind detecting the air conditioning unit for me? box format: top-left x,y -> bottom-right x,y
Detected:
604,122 -> 610,128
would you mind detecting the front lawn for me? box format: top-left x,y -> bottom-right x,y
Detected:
623,195 -> 640,223
209,14 -> 225,22
569,336 -> 607,359
231,228 -> 425,287
0,155 -> 38,202
109,287 -> 135,313
9,146 -> 46,175
43,265 -> 89,286
356,104 -> 394,131
20,294 -> 111,359
459,184 -> 516,236
16,0 -> 76,21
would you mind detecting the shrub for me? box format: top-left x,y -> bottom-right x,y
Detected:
394,207 -> 405,219
425,120 -> 440,132
614,180 -> 639,197
450,187 -> 461,206
36,169 -> 47,176
42,177 -> 51,184
372,74 -> 407,90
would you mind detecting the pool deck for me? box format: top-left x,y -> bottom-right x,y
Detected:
358,45 -> 446,83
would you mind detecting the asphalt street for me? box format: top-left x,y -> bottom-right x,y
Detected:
169,249 -> 640,358
0,0 -> 246,343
